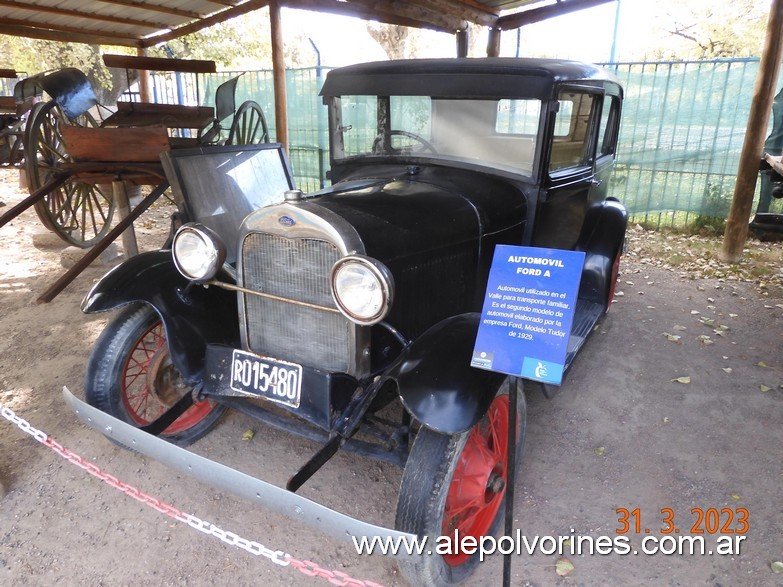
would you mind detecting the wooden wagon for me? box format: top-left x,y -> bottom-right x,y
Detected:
20,55 -> 269,248
0,68 -> 39,168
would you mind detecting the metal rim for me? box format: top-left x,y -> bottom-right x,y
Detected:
27,100 -> 116,248
442,394 -> 510,567
119,319 -> 215,435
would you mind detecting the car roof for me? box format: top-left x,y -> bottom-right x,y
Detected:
320,58 -> 621,100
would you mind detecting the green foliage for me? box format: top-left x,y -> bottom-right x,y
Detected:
647,0 -> 768,60
689,182 -> 731,235
0,36 -> 112,89
147,10 -> 310,69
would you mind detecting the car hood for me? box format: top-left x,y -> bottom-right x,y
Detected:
310,176 -> 481,263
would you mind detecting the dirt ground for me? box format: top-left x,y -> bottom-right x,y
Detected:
0,166 -> 782,587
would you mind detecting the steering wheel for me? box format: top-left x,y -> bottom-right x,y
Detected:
372,130 -> 437,154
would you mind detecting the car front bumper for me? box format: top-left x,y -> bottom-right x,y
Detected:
62,386 -> 416,549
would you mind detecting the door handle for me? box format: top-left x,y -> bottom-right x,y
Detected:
589,177 -> 602,186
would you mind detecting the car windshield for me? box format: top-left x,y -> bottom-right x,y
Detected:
331,95 -> 542,177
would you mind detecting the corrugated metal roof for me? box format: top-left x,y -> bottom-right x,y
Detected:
0,1 -> 611,48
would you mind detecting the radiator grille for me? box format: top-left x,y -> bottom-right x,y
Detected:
241,233 -> 352,373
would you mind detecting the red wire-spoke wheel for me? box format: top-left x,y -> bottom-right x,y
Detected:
395,378 -> 526,587
441,394 -> 510,567
85,304 -> 226,447
119,320 -> 214,434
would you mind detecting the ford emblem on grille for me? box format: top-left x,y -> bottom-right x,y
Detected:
278,215 -> 296,227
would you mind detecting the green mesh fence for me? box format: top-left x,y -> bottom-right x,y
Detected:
151,60 -> 783,228
603,59 -> 783,228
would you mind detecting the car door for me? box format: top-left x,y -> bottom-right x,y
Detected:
532,85 -> 605,250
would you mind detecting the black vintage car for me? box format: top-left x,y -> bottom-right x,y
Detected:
67,58 -> 627,586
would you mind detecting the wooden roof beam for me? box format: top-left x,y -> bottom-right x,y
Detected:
0,16 -> 151,39
141,0 -> 271,47
286,0 -> 465,33
204,0 -> 245,6
354,0 -> 467,31
0,23 -> 142,47
404,0 -> 498,27
498,0 -> 613,30
0,0 -> 165,30
94,0 -> 202,21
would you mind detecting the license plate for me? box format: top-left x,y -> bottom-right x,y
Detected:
230,350 -> 302,408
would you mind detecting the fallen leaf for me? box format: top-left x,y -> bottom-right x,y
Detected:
662,416 -> 670,423
673,324 -> 687,331
615,291 -> 625,297
555,558 -> 575,577
663,333 -> 681,343
772,561 -> 783,574
730,494 -> 741,501
242,429 -> 255,441
671,376 -> 691,384
722,368 -> 732,374
715,324 -> 730,332
760,385 -> 772,393
729,313 -> 738,318
713,329 -> 727,337
594,446 -> 605,456
697,335 -> 714,345
758,361 -> 768,368
690,310 -> 700,315
699,317 -> 715,327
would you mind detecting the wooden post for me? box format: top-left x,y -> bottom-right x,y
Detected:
721,0 -> 783,262
487,27 -> 502,57
136,47 -> 152,103
113,180 -> 139,257
270,1 -> 289,153
456,28 -> 468,57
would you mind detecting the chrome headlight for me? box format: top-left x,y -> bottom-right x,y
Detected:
172,223 -> 226,282
331,255 -> 394,325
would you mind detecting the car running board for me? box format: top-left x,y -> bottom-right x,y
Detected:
541,298 -> 604,398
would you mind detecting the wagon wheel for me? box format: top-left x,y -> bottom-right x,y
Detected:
26,100 -> 115,248
226,100 -> 269,145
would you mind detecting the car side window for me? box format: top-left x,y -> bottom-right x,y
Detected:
549,90 -> 597,173
597,95 -> 619,159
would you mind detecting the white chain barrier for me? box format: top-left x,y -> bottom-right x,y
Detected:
0,402 -> 385,587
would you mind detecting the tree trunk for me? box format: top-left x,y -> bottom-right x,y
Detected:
721,0 -> 783,262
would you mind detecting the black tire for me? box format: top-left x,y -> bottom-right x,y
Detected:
85,303 -> 226,446
395,378 -> 526,587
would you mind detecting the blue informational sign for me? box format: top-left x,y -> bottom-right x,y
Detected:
471,245 -> 585,385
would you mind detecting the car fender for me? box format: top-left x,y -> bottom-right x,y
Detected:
575,199 -> 628,308
381,313 -> 506,434
81,250 -> 239,383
